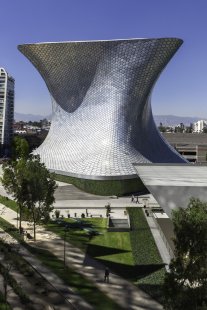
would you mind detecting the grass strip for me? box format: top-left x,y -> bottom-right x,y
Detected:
29,246 -> 123,310
0,291 -> 11,310
128,208 -> 162,265
127,207 -> 166,303
0,195 -> 31,220
0,262 -> 31,305
0,217 -> 123,310
0,196 -> 18,213
0,240 -> 35,279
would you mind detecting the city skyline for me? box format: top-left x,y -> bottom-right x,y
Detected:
1,0 -> 207,117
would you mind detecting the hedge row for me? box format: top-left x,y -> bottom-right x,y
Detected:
127,207 -> 166,304
128,207 -> 163,265
54,174 -> 146,196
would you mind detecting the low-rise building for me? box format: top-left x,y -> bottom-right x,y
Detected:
163,133 -> 207,163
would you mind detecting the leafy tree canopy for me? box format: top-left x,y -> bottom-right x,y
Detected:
1,154 -> 57,239
164,198 -> 207,310
11,136 -> 29,160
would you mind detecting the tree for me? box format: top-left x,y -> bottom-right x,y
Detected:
22,155 -> 57,240
0,233 -> 21,305
1,152 -> 57,240
2,137 -> 30,232
158,122 -> 166,133
11,136 -> 29,160
1,157 -> 29,233
105,203 -> 111,217
186,123 -> 193,133
163,198 -> 207,310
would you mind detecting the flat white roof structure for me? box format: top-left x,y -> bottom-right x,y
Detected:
133,164 -> 207,217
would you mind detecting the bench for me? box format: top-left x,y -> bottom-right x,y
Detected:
90,214 -> 102,218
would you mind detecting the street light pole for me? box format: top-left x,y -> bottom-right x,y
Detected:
63,228 -> 69,268
17,209 -> 19,229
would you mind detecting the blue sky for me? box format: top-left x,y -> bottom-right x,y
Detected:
1,0 -> 207,117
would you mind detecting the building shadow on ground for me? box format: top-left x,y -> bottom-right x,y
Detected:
84,243 -> 165,278
85,243 -> 130,258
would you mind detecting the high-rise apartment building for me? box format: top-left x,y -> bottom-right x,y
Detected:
0,68 -> 14,155
193,120 -> 207,133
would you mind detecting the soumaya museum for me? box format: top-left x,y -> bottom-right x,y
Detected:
18,38 -> 186,195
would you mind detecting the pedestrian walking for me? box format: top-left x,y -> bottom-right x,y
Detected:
136,196 -> 139,204
104,267 -> 110,283
131,195 -> 134,202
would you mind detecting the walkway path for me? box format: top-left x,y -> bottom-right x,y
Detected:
144,213 -> 171,267
0,205 -> 92,310
0,272 -> 27,310
0,204 -> 163,310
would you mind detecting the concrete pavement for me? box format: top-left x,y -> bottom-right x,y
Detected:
0,205 -> 92,310
0,172 -> 171,309
0,203 -> 163,310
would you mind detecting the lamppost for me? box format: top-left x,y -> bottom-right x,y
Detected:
63,226 -> 69,268
16,208 -> 19,230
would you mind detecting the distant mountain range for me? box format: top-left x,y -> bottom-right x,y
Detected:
14,112 -> 206,126
14,112 -> 51,122
153,115 -> 206,126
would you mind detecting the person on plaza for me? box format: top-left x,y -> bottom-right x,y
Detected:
131,195 -> 134,202
136,196 -> 139,204
104,267 -> 110,283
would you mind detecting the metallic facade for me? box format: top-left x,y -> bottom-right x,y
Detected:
18,38 -> 186,180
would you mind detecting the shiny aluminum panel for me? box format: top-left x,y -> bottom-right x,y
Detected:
18,38 -> 186,180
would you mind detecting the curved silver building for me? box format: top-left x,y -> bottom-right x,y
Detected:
18,38 -> 186,181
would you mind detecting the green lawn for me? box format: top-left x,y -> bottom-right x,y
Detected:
0,196 -> 166,304
47,218 -> 134,267
0,217 -> 123,310
47,212 -> 166,304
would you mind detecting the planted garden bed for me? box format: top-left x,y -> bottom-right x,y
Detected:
127,207 -> 166,303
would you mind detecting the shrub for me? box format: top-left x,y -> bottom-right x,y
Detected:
55,210 -> 60,219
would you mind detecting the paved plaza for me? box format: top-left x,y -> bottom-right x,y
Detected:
0,171 -> 172,309
0,203 -> 163,310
